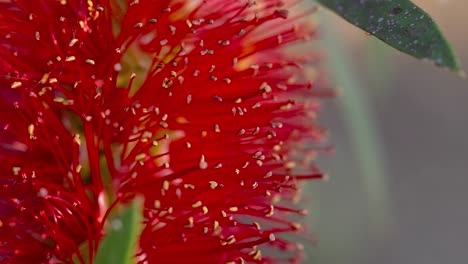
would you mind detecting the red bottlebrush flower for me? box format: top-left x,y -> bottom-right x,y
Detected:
0,0 -> 329,263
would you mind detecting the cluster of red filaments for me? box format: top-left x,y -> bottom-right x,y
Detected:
0,0 -> 329,263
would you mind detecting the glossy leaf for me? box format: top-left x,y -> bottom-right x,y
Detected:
95,198 -> 143,264
317,0 -> 461,72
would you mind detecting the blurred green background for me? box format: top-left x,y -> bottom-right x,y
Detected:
307,0 -> 468,263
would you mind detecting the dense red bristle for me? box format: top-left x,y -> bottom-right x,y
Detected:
1,0 -> 328,263
0,0 -> 115,262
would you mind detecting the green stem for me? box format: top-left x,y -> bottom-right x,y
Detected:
321,16 -> 394,239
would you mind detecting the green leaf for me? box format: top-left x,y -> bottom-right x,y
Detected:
95,198 -> 143,264
316,0 -> 462,72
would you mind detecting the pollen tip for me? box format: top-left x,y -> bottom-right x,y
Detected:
199,155 -> 208,169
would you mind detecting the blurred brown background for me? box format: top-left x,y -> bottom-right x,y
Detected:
307,0 -> 468,263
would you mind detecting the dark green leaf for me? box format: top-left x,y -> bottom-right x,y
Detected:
95,198 -> 143,264
316,0 -> 461,72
